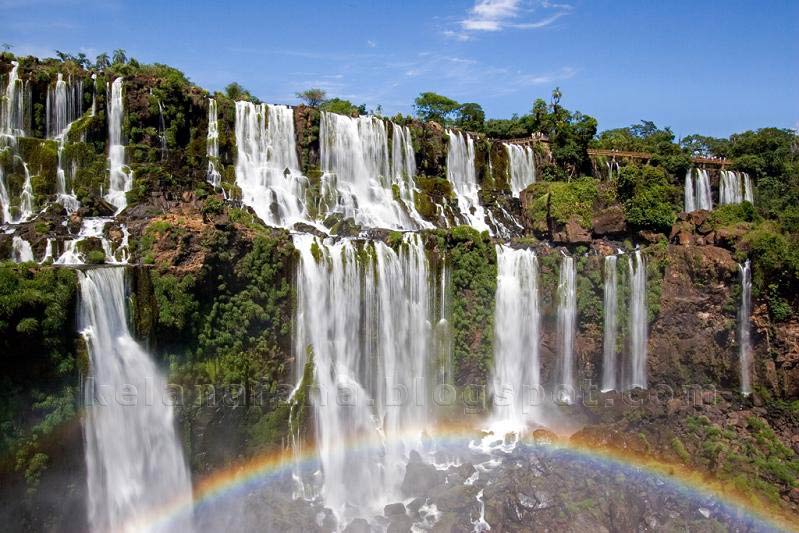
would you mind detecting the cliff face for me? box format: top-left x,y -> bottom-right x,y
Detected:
1,54 -> 797,527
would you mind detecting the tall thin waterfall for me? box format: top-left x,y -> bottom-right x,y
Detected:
446,129 -> 490,233
206,98 -> 222,188
293,233 -> 432,521
11,236 -> 33,262
18,160 -> 33,221
556,254 -> 577,404
684,169 -> 695,213
79,268 -> 193,533
48,73 -> 82,213
493,245 -> 540,424
738,260 -> 752,395
319,112 -> 426,230
435,259 -> 453,385
720,170 -> 754,206
743,172 -> 754,203
601,255 -> 618,392
235,101 -> 310,228
504,143 -> 536,196
1,61 -> 26,136
105,78 -> 132,213
627,250 -> 648,389
0,163 -> 9,223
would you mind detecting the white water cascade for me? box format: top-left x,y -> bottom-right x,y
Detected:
11,235 -> 34,262
292,233 -> 432,522
738,260 -> 752,395
105,77 -> 132,213
684,168 -> 712,212
18,160 -> 34,222
79,268 -> 193,533
1,61 -> 26,136
627,250 -> 648,389
504,143 -> 536,196
319,112 -> 427,230
492,245 -> 540,425
56,218 -> 129,265
743,173 -> 754,203
720,170 -> 754,206
555,254 -> 577,404
206,98 -> 222,189
601,255 -> 619,392
235,101 -> 311,228
48,73 -> 82,213
446,130 -> 490,233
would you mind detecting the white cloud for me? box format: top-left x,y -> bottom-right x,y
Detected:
446,0 -> 572,39
367,40 -> 377,48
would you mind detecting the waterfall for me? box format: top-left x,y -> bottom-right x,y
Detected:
105,77 -> 132,213
446,129 -> 490,233
492,245 -> 540,425
601,255 -> 618,392
0,163 -> 11,223
40,238 -> 54,264
234,101 -> 311,228
504,143 -> 536,196
157,99 -> 167,158
555,254 -> 577,404
11,236 -> 33,262
743,172 -> 754,203
90,74 -> 97,117
18,160 -> 34,221
206,98 -> 222,189
435,258 -> 453,385
684,169 -> 695,212
48,73 -> 82,213
319,112 -> 426,230
79,268 -> 193,533
720,170 -> 743,205
293,233 -> 432,521
56,218 -> 129,265
1,61 -> 26,136
627,250 -> 648,389
738,260 -> 752,395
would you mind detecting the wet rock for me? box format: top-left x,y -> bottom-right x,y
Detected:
552,217 -> 591,244
384,502 -> 406,517
401,458 -> 444,496
293,222 -> 327,238
343,518 -> 371,533
386,515 -> 412,533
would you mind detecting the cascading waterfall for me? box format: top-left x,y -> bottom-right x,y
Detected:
40,238 -> 54,264
48,73 -> 82,213
11,236 -> 33,262
235,101 -> 310,228
601,255 -> 619,392
56,218 -> 129,265
206,98 -> 222,189
504,143 -> 536,196
319,112 -> 425,230
0,163 -> 11,223
446,129 -> 490,233
1,61 -> 26,136
555,254 -> 577,404
79,268 -> 193,533
685,168 -> 712,212
435,259 -> 453,385
627,250 -> 648,389
492,245 -> 540,425
157,99 -> 167,158
292,233 -> 432,521
105,77 -> 132,213
18,160 -> 34,222
684,169 -> 695,213
738,260 -> 752,395
743,173 -> 754,203
720,170 -> 754,206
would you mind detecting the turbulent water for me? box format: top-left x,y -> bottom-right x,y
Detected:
446,129 -> 490,233
79,268 -> 193,533
106,77 -> 132,213
492,245 -> 541,425
601,255 -> 619,392
11,235 -> 33,262
739,260 -> 752,395
627,250 -> 648,389
292,233 -> 432,521
206,98 -> 222,189
504,143 -> 536,196
555,254 -> 577,403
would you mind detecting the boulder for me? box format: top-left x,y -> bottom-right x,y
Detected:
401,459 -> 444,496
592,205 -> 626,236
638,230 -> 665,244
553,217 -> 591,244
384,502 -> 406,517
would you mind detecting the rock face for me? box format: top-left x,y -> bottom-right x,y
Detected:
592,205 -> 627,236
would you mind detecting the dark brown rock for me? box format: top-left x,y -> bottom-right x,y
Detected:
592,205 -> 626,236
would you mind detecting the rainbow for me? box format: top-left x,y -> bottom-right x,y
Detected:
125,422 -> 797,532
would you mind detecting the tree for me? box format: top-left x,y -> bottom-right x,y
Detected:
455,102 -> 485,133
112,49 -> 127,65
95,53 -> 110,70
320,98 -> 364,116
413,92 -> 460,124
225,82 -> 258,103
296,88 -> 327,108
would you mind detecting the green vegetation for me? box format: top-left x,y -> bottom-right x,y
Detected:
525,177 -> 599,228
616,165 -> 678,233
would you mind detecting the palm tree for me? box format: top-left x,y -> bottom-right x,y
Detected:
112,49 -> 127,65
95,53 -> 110,70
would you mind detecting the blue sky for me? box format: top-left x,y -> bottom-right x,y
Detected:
2,0 -> 797,138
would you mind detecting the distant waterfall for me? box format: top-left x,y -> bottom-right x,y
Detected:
105,78 -> 132,213
293,233 -> 432,521
319,112 -> 427,230
235,101 -> 310,228
1,61 -> 26,136
743,173 -> 754,203
0,163 -> 9,223
601,255 -> 619,392
48,73 -> 82,213
738,260 -> 752,395
627,250 -> 648,389
504,143 -> 535,196
720,170 -> 754,206
493,245 -> 540,424
79,268 -> 193,533
435,258 -> 453,385
11,236 -> 33,262
684,168 -> 712,212
206,98 -> 222,189
446,129 -> 490,233
556,254 -> 577,404
18,161 -> 34,221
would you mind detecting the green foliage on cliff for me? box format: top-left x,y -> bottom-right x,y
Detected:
526,177 -> 598,228
448,226 -> 497,385
616,165 -> 678,232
